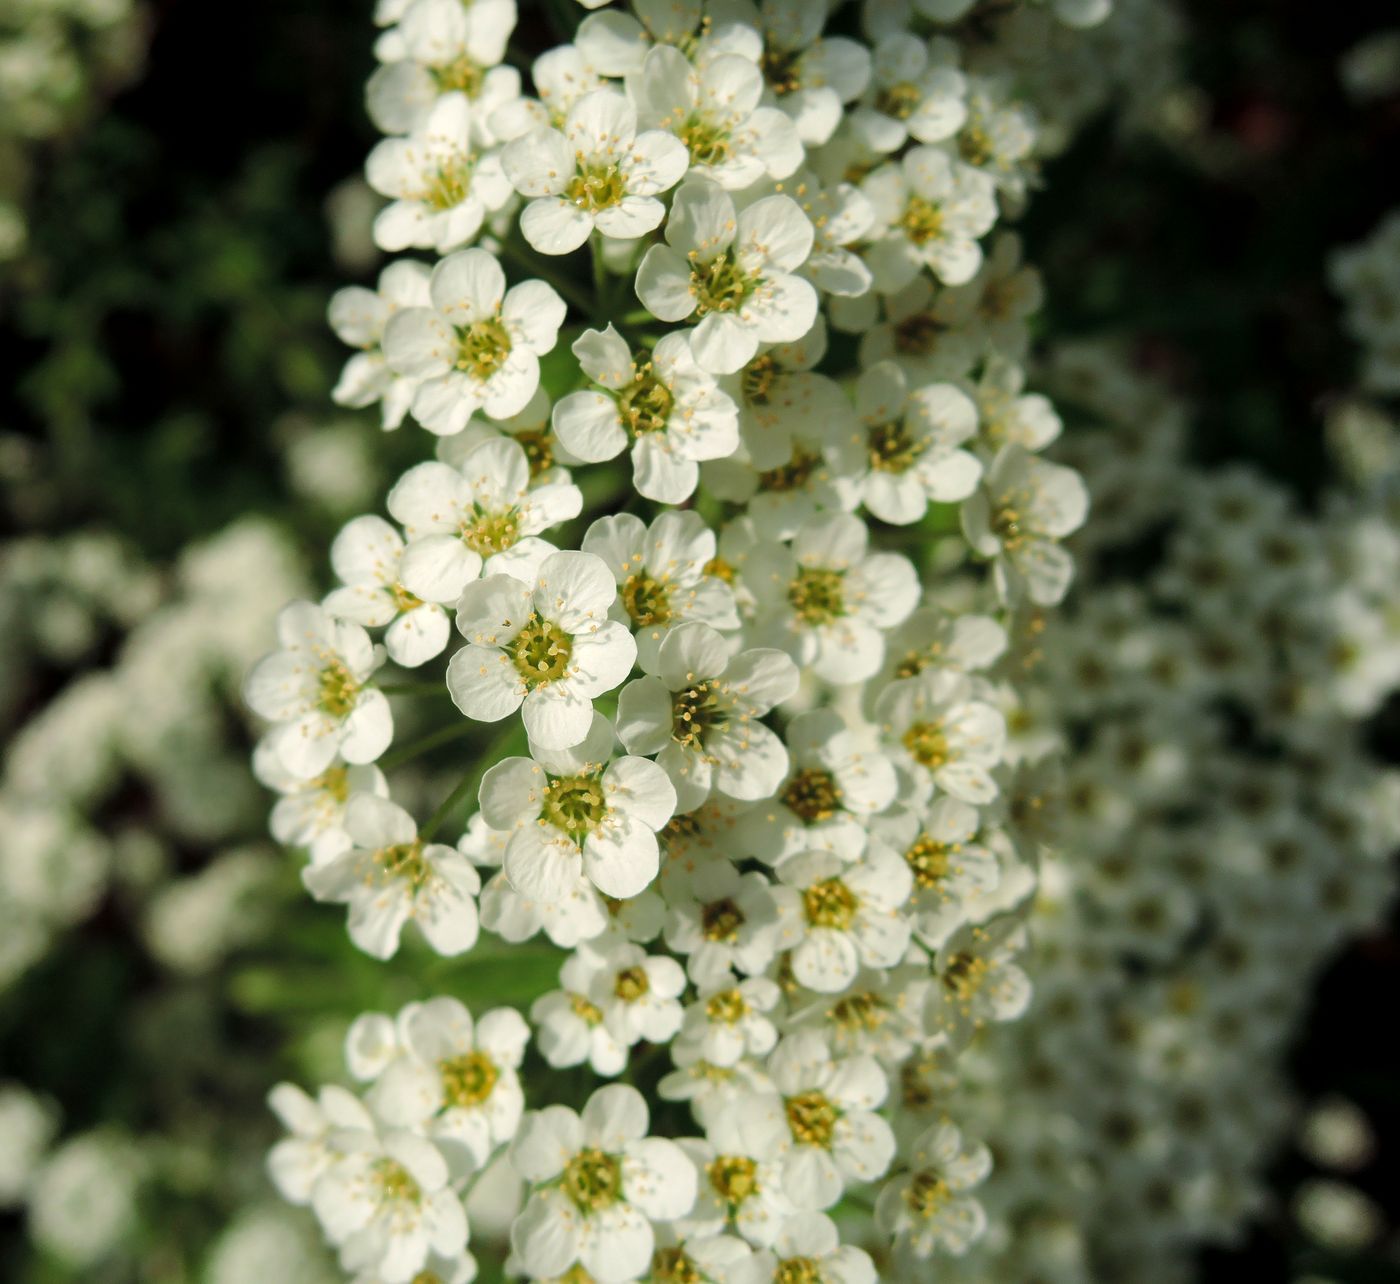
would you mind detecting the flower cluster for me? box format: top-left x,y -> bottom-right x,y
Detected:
254,0 -> 1112,1279
890,335 -> 1400,1281
1331,209 -> 1400,396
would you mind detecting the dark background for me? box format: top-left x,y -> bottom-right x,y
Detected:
2,0 -> 1397,1279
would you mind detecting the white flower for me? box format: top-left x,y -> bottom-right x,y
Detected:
955,74 -> 1036,197
678,1108 -> 795,1247
852,360 -> 982,524
870,797 -> 1000,948
925,918 -> 1031,1049
769,171 -> 877,298
267,1083 -> 372,1205
324,515 -> 452,668
479,711 -> 675,899
875,1119 -> 991,1258
503,88 -> 689,254
629,44 -> 803,189
960,443 -> 1089,606
744,512 -> 919,684
554,327 -> 740,503
856,273 -> 980,384
676,975 -> 782,1066
329,260 -> 433,430
366,93 -> 514,253
636,178 -> 818,375
743,0 -> 872,145
863,146 -> 998,290
878,669 -> 1007,805
369,997 -> 531,1174
736,708 -> 897,865
775,846 -> 913,992
311,1123 -> 467,1284
508,1084 -> 698,1282
738,1211 -> 877,1284
530,960 -> 628,1078
244,601 -> 392,779
302,795 -> 481,960
566,935 -> 688,1050
387,436 -> 582,603
366,0 -> 520,136
759,1031 -> 896,1210
617,621 -> 798,812
383,249 -> 566,432
852,33 -> 967,153
446,549 -> 636,750
253,742 -> 389,865
582,514 -> 741,672
662,857 -> 795,986
973,356 -> 1061,453
871,605 -> 1008,708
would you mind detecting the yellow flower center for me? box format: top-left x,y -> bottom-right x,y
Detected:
743,353 -> 779,404
877,81 -> 923,120
692,251 -> 753,316
759,448 -> 821,494
562,1147 -> 623,1212
372,1158 -> 422,1206
708,1154 -> 759,1205
788,566 -> 846,626
868,418 -> 927,473
906,834 -> 953,888
671,679 -> 727,747
903,720 -> 949,769
775,1258 -> 823,1284
454,317 -> 513,380
542,773 -> 607,842
904,1171 -> 953,1217
785,1090 -> 839,1148
375,841 -> 432,889
617,359 -> 675,436
679,115 -> 732,166
621,571 -> 671,626
701,896 -> 746,942
511,615 -> 572,687
803,876 -> 858,930
460,507 -> 522,557
900,195 -> 945,246
567,161 -> 628,212
439,1051 -> 499,1108
781,767 -> 842,823
613,965 -> 650,1001
317,659 -> 359,717
705,987 -> 748,1024
424,156 -> 474,211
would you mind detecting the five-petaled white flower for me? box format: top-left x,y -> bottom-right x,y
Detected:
503,88 -> 689,254
446,549 -> 637,750
479,711 -> 675,899
636,178 -> 818,375
302,795 -> 481,960
366,92 -> 514,253
386,436 -> 582,604
383,248 -> 566,432
369,997 -> 530,1175
244,601 -> 392,779
582,513 -> 740,672
310,1121 -> 468,1284
554,326 -> 741,503
509,1084 -> 697,1283
617,621 -> 798,813
744,511 -> 920,684
875,1118 -> 992,1259
852,360 -> 983,524
323,515 -> 452,668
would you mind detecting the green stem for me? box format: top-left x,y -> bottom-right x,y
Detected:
420,721 -> 526,841
380,721 -> 475,770
377,681 -> 452,697
498,238 -> 594,315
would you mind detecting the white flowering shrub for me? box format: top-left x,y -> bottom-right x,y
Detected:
248,1 -> 1112,1280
